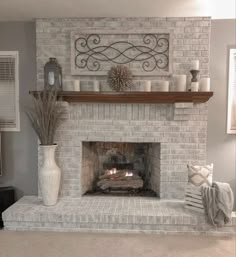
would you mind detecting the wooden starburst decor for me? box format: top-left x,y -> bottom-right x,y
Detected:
107,65 -> 133,92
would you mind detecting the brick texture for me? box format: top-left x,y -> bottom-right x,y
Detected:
36,17 -> 211,90
36,17 -> 211,200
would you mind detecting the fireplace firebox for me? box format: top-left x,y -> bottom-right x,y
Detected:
81,142 -> 160,197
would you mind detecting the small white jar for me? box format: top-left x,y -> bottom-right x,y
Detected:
159,81 -> 169,92
93,80 -> 100,92
191,82 -> 199,92
73,80 -> 80,91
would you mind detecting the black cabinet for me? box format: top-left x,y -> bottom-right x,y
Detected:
0,186 -> 15,228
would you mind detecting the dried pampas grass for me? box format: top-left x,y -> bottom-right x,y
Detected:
26,89 -> 65,145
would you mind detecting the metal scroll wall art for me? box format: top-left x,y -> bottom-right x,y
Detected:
71,33 -> 170,76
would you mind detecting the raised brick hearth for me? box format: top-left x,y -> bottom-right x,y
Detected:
3,196 -> 236,235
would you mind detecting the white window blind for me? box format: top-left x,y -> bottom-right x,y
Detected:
227,48 -> 236,134
0,51 -> 20,131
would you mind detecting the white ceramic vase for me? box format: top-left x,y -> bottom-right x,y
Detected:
39,145 -> 61,206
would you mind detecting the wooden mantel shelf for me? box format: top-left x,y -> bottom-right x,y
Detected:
29,91 -> 213,104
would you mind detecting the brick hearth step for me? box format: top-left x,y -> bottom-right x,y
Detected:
2,196 -> 236,235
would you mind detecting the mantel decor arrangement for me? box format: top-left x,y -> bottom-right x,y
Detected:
26,89 -> 65,206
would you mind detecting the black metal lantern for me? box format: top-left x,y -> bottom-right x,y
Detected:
44,57 -> 62,90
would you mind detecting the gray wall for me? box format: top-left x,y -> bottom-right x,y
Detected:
0,20 -> 235,209
0,22 -> 38,198
208,19 -> 236,210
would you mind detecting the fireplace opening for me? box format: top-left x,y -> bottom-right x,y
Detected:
81,142 -> 160,197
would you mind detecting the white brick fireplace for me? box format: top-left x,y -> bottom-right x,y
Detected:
36,17 -> 210,200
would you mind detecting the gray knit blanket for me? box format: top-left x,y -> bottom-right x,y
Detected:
201,182 -> 234,226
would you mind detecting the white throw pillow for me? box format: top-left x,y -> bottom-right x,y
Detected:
187,163 -> 213,187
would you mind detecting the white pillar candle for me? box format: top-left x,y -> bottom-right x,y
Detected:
159,81 -> 169,92
200,78 -> 210,91
191,82 -> 199,92
144,81 -> 151,91
93,80 -> 100,92
173,75 -> 187,91
73,80 -> 80,91
48,71 -> 55,86
191,60 -> 200,70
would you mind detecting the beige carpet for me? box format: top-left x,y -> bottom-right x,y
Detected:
0,231 -> 235,257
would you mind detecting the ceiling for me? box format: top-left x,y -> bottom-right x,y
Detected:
0,0 -> 235,21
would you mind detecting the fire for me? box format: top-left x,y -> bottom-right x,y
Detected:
125,171 -> 133,177
105,168 -> 117,175
105,168 -> 133,177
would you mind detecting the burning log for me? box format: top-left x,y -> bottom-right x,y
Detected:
97,169 -> 143,191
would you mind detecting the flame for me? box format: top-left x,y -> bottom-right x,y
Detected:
107,168 -> 117,175
105,168 -> 133,176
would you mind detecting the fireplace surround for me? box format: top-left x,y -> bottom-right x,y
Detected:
38,101 -> 208,200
